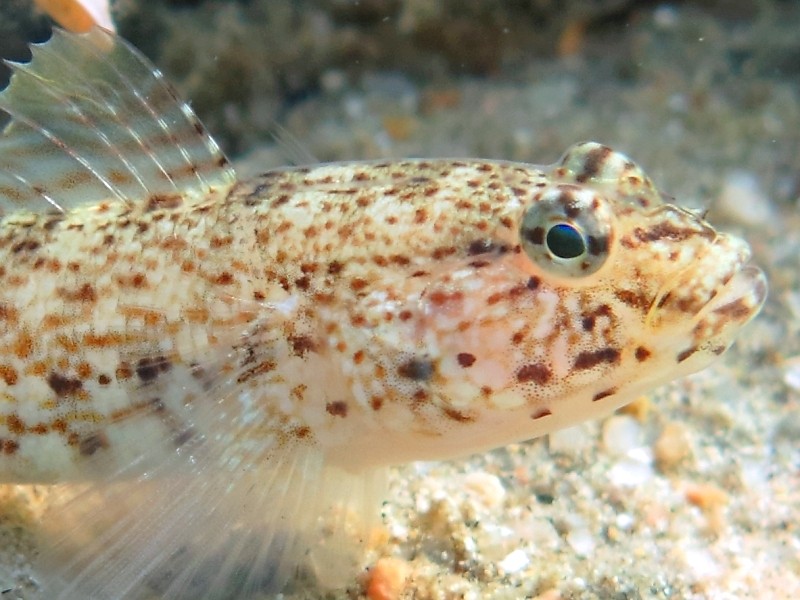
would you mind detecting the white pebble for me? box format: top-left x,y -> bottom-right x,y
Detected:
498,549 -> 530,574
566,526 -> 596,556
548,423 -> 592,456
782,355 -> 800,391
462,472 -> 506,509
682,547 -> 722,581
608,448 -> 654,487
615,513 -> 635,531
602,415 -> 643,456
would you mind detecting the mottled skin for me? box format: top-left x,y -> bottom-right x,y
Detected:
0,144 -> 766,481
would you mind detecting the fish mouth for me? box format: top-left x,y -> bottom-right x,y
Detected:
705,263 -> 767,316
694,261 -> 767,339
648,231 -> 767,337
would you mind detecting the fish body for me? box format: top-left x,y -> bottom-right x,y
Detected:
0,28 -> 766,598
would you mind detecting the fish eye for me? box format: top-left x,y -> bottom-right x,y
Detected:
520,187 -> 613,278
546,223 -> 586,259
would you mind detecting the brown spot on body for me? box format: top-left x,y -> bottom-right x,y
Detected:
676,346 -> 698,363
398,358 -> 435,381
581,304 -> 613,331
212,272 -> 234,285
350,277 -> 369,292
573,348 -> 620,370
1,439 -> 19,455
615,289 -> 650,311
11,240 -> 40,253
635,346 -> 651,362
428,290 -> 464,306
13,331 -> 34,358
85,332 -> 124,349
713,298 -> 751,320
47,372 -> 83,396
326,401 -> 348,417
0,364 -> 18,385
6,414 -> 24,435
575,145 -> 612,183
236,360 -> 275,383
210,236 -> 233,249
146,193 -> 183,212
634,222 -> 714,244
592,388 -> 616,402
486,292 -> 504,305
136,357 -> 172,383
516,363 -> 551,384
467,239 -> 497,256
116,363 -> 134,381
457,353 -> 476,367
98,374 -> 111,385
442,407 -> 474,423
289,335 -> 316,357
431,246 -> 456,260
0,304 -> 19,324
57,283 -> 97,303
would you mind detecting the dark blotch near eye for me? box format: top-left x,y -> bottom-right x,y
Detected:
467,239 -> 495,255
586,235 -> 608,256
523,226 -> 545,246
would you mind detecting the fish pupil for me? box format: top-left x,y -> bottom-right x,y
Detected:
546,223 -> 585,259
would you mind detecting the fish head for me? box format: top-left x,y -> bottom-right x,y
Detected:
328,143 -> 766,467
528,142 -> 767,382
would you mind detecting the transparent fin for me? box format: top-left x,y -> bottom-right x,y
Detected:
0,27 -> 235,214
34,308 -> 388,598
39,450 -> 387,598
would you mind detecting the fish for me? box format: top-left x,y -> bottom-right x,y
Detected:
0,27 -> 766,599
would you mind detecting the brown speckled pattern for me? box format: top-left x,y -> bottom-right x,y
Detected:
0,143 -> 767,479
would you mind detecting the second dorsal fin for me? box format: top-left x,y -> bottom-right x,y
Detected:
0,27 -> 235,214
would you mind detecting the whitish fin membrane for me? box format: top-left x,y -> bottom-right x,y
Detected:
0,27 -> 235,214
36,312 -> 386,599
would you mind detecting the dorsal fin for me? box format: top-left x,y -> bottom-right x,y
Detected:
0,27 -> 235,214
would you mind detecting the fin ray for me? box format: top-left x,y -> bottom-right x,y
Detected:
0,27 -> 235,215
35,310 -> 388,598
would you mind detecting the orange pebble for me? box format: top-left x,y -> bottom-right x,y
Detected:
366,557 -> 411,600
